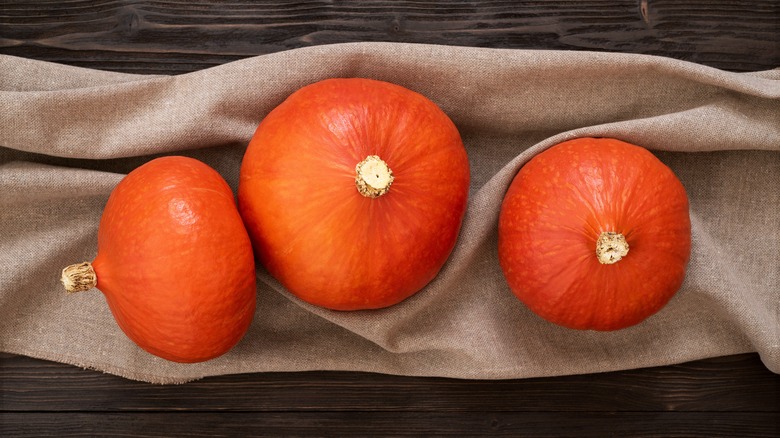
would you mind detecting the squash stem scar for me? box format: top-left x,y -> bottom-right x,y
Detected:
596,232 -> 629,264
355,155 -> 394,198
61,262 -> 98,293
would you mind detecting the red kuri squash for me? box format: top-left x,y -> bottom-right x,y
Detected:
239,78 -> 469,310
498,137 -> 691,331
61,156 -> 256,363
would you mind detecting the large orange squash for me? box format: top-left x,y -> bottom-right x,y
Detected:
498,138 -> 691,330
239,78 -> 469,310
61,157 -> 256,363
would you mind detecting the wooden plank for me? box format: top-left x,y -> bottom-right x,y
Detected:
1,2 -> 778,437
1,1 -> 777,73
1,353 -> 777,413
1,412 -> 777,437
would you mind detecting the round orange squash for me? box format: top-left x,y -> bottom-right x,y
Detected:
239,78 -> 469,310
61,156 -> 256,363
498,138 -> 691,331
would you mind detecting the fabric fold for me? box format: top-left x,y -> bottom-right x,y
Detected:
1,43 -> 777,383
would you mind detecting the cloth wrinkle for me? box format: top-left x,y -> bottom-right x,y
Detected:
1,43 -> 778,383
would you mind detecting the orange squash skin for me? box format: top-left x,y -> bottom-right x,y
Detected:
239,78 -> 469,310
90,157 -> 256,362
498,138 -> 691,331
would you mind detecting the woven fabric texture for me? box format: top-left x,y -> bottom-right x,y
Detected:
1,43 -> 777,383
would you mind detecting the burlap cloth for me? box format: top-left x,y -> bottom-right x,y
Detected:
1,43 -> 778,384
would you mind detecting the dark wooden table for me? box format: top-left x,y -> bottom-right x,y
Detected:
1,1 -> 779,436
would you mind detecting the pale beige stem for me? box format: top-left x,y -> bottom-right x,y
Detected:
596,232 -> 629,265
355,155 -> 394,198
61,262 -> 97,293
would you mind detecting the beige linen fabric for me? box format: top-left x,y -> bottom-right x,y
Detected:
1,43 -> 778,384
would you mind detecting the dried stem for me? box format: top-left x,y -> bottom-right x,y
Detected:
61,262 -> 97,293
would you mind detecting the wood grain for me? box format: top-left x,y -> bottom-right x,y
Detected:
1,0 -> 778,74
2,353 -> 778,414
1,1 -> 779,436
1,412 -> 778,437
